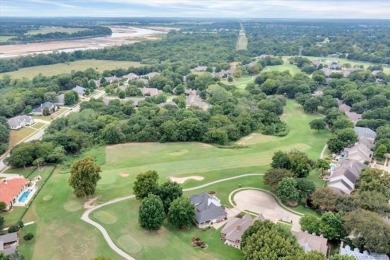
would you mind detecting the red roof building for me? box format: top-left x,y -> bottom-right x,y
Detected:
0,177 -> 28,210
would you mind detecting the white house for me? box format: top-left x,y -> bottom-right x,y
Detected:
7,115 -> 34,130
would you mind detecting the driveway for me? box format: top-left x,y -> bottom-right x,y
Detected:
232,189 -> 302,232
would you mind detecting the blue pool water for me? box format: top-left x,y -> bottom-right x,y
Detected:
18,189 -> 32,203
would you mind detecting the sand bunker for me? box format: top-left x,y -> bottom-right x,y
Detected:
120,173 -> 129,177
170,176 -> 204,184
84,197 -> 99,209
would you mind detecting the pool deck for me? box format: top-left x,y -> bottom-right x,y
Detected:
13,185 -> 38,207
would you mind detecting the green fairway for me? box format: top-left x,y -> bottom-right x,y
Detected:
225,76 -> 255,89
0,60 -> 144,79
18,100 -> 329,259
263,63 -> 302,75
0,36 -> 13,42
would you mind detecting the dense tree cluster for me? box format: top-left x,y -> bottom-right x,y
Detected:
0,117 -> 9,154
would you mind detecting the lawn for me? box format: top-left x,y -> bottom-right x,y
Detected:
17,100 -> 329,259
31,122 -> 46,129
263,63 -> 302,75
236,34 -> 248,51
225,75 -> 255,89
26,27 -> 89,35
0,36 -> 13,42
0,60 -> 144,79
8,127 -> 37,148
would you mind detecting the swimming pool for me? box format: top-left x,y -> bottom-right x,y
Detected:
18,189 -> 32,203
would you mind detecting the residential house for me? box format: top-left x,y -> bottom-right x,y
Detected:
185,91 -> 211,111
258,54 -> 273,59
329,61 -> 341,70
339,243 -> 389,260
294,231 -> 329,256
320,68 -> 333,77
72,85 -> 87,97
0,233 -> 19,256
140,87 -> 162,97
216,69 -> 234,78
105,76 -> 120,84
221,214 -> 264,248
31,102 -> 56,116
190,193 -> 227,228
342,142 -> 373,164
312,90 -> 323,97
122,73 -> 139,81
311,60 -> 324,69
55,93 -> 65,106
338,102 -> 362,124
192,66 -> 208,72
328,160 -> 366,194
7,115 -> 34,130
0,176 -> 28,210
371,70 -> 382,77
141,72 -> 159,80
355,127 -> 377,141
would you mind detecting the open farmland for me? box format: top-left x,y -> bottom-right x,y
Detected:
0,60 -> 144,79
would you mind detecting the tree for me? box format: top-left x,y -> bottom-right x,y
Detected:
158,181 -> 183,213
271,151 -> 291,169
309,119 -> 326,133
133,170 -> 159,200
92,257 -> 111,260
300,251 -> 326,260
167,197 -> 195,229
344,209 -> 390,254
68,157 -> 101,198
311,187 -> 339,211
303,97 -> 320,113
241,220 -> 304,260
300,215 -> 320,234
8,225 -> 19,233
43,107 -> 51,116
23,233 -> 34,241
138,194 -> 165,231
0,202 -> 6,212
296,178 -> 316,201
64,90 -> 79,105
356,168 -> 390,199
375,144 -> 387,158
288,150 -> 312,178
318,212 -> 345,240
276,177 -> 300,205
264,168 -> 294,192
315,159 -> 329,175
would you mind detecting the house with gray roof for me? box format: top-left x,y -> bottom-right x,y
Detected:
190,193 -> 227,228
105,76 -> 120,84
31,102 -> 57,116
221,214 -> 264,248
192,66 -> 208,72
122,73 -> 139,81
7,115 -> 34,130
185,91 -> 211,111
355,127 -> 377,140
343,142 -> 373,164
141,72 -> 159,80
294,231 -> 329,256
0,232 -> 18,256
328,160 -> 366,194
72,85 -> 87,97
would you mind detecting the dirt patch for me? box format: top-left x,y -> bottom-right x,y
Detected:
201,143 -> 213,148
170,176 -> 204,184
120,173 -> 129,177
83,197 -> 99,209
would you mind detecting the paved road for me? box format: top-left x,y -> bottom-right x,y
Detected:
81,173 -> 264,260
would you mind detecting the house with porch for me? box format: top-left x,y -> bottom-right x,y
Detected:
221,214 -> 265,248
0,176 -> 28,210
7,115 -> 34,130
294,231 -> 329,256
190,193 -> 227,228
0,232 -> 19,256
31,102 -> 57,116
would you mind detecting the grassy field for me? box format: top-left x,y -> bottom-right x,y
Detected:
15,100 -> 329,259
0,60 -> 144,79
26,27 -> 89,35
8,127 -> 37,148
0,36 -> 13,42
236,34 -> 248,51
225,76 -> 255,89
263,63 -> 302,75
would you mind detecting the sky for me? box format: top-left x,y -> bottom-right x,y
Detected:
1,0 -> 389,19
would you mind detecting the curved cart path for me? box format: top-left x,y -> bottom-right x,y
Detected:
81,173 -> 264,260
